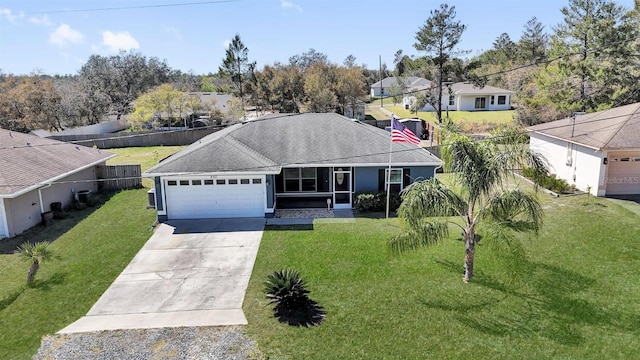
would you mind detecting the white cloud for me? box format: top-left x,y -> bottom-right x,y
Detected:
29,15 -> 54,26
49,23 -> 85,47
101,30 -> 140,52
281,0 -> 303,12
223,39 -> 231,49
0,8 -> 17,23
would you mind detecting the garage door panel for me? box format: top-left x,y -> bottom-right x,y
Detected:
166,178 -> 265,219
606,153 -> 640,195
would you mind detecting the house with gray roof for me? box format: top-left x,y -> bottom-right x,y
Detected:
528,102 -> 640,196
144,113 -> 441,220
371,77 -> 432,97
0,129 -> 115,238
404,82 -> 515,112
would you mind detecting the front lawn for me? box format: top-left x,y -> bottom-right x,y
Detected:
0,189 -> 156,360
245,194 -> 640,359
106,146 -> 185,188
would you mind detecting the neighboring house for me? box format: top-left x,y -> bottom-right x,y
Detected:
0,129 -> 115,239
370,77 -> 432,97
404,82 -> 515,112
528,103 -> 640,196
344,100 -> 366,120
144,113 -> 442,220
188,92 -> 233,115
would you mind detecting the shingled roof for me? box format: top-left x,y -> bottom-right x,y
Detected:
527,102 -> 640,150
0,129 -> 115,197
145,113 -> 441,176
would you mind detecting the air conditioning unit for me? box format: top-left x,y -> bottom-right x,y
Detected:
147,188 -> 156,209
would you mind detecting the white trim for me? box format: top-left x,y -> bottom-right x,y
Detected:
142,169 -> 280,178
0,198 -> 8,238
282,161 -> 441,168
1,155 -> 115,199
529,131 -> 601,151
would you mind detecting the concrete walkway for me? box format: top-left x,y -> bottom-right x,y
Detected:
60,218 -> 264,334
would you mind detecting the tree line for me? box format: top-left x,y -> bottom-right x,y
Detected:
1,0 -> 638,132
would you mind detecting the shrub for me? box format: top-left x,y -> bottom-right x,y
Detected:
522,167 -> 570,193
354,191 -> 401,213
264,269 -> 325,326
264,269 -> 310,310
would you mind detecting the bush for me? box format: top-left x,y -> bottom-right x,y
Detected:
264,269 -> 310,310
264,269 -> 325,326
354,191 -> 401,213
522,167 -> 571,193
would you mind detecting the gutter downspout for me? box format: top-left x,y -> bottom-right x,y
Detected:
37,184 -> 52,214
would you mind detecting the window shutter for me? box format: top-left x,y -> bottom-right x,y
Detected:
378,169 -> 385,192
403,168 -> 411,188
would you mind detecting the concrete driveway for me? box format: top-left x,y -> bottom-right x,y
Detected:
60,218 -> 264,333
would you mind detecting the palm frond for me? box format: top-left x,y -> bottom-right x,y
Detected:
476,224 -> 527,269
449,140 -> 501,202
481,190 -> 544,233
15,242 -> 52,264
398,178 -> 466,231
387,221 -> 449,255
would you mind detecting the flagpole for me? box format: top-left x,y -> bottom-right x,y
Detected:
385,115 -> 394,222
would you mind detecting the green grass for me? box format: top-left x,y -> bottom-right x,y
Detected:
106,146 -> 184,187
386,106 -> 515,132
0,189 -> 156,360
245,192 -> 640,359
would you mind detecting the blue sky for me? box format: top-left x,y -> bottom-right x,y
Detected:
0,0 -> 635,75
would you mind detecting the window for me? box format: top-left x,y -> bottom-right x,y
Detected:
240,179 -> 250,184
490,96 -> 495,105
216,179 -> 226,185
204,179 -> 214,185
621,157 -> 630,162
633,157 -> 640,162
497,95 -> 506,105
385,169 -> 403,193
179,180 -> 189,186
475,97 -> 486,109
448,95 -> 454,106
167,180 -> 177,186
192,180 -> 202,185
229,179 -> 238,184
252,178 -> 262,184
284,168 -> 317,192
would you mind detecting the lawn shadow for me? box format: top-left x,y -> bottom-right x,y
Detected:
0,287 -> 25,311
423,259 -> 640,346
273,298 -> 326,327
264,224 -> 314,231
30,272 -> 68,291
0,191 -> 117,254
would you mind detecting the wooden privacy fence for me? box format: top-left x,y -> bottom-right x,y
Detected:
97,165 -> 142,190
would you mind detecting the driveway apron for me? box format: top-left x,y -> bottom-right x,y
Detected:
59,218 -> 264,333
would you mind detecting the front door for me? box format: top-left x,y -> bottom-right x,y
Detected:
333,167 -> 352,209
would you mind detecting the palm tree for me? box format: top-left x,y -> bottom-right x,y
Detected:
389,134 -> 546,282
15,242 -> 53,285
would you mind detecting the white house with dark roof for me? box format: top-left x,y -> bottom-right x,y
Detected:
0,129 -> 115,238
371,77 -> 432,97
144,113 -> 442,220
403,82 -> 515,112
528,103 -> 640,196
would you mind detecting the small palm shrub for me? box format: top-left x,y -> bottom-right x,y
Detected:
264,269 -> 310,310
264,269 -> 325,326
15,242 -> 53,285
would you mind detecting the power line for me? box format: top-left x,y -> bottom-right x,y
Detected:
25,0 -> 244,15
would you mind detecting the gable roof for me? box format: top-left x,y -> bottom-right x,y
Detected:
449,82 -> 515,95
145,113 -> 441,176
371,77 -> 432,89
0,129 -> 116,197
527,102 -> 640,150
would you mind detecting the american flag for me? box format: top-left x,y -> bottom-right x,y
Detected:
391,116 -> 421,145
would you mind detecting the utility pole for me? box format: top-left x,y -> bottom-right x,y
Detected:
379,55 -> 383,108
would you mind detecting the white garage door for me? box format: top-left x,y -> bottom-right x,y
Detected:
0,199 -> 8,239
165,177 -> 265,219
606,152 -> 640,195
